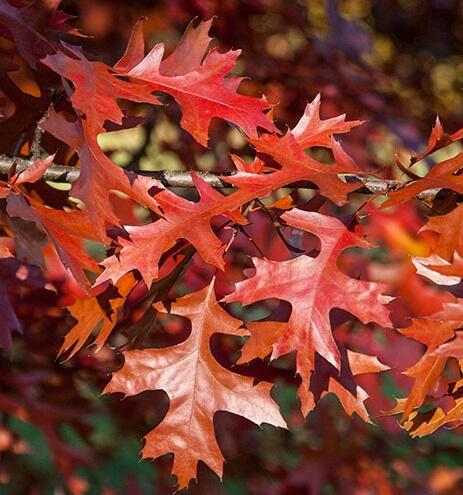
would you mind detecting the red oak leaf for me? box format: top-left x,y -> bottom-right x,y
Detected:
41,45 -> 161,237
291,93 -> 363,148
223,209 -> 391,408
104,281 -> 286,489
41,110 -> 161,239
96,173 -> 245,286
10,155 -> 54,185
0,0 -> 74,67
225,132 -> 361,206
115,18 -> 214,77
42,44 -> 156,133
117,20 -> 276,146
411,117 -> 463,164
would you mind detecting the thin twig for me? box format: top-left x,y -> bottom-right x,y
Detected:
30,127 -> 43,161
235,224 -> 267,257
255,198 -> 305,254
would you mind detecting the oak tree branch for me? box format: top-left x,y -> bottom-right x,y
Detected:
0,154 -> 440,198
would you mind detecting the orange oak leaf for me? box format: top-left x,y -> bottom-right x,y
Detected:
426,253 -> 463,280
420,205 -> 463,260
413,205 -> 463,284
412,255 -> 462,286
434,332 -> 463,359
398,301 -> 463,420
297,349 -> 389,421
223,209 -> 391,410
383,151 -> 463,207
430,302 -> 463,360
403,380 -> 463,437
104,281 -> 286,489
236,320 -> 388,421
236,321 -> 286,365
60,273 -> 136,358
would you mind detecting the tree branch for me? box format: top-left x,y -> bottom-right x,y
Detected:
0,154 -> 439,198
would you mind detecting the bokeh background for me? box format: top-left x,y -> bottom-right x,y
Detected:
3,0 -> 463,494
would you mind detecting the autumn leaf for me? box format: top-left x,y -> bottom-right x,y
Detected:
225,131 -> 362,206
42,44 -> 156,133
9,155 -> 54,185
224,208 -> 391,411
298,349 -> 389,421
96,173 -> 245,286
236,321 -> 286,365
115,18 -> 214,76
117,19 -> 276,146
411,117 -> 463,164
412,205 -> 463,284
0,256 -> 47,352
41,110 -> 161,239
0,0 -> 76,67
60,273 -> 136,358
398,301 -> 463,420
428,301 -> 463,361
403,381 -> 463,437
4,155 -> 100,286
426,253 -> 463,280
383,151 -> 463,207
291,93 -> 363,148
7,194 -> 101,287
104,280 -> 286,489
237,320 -> 388,420
420,205 -> 463,260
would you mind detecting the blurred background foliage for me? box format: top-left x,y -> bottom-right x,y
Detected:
3,0 -> 463,494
